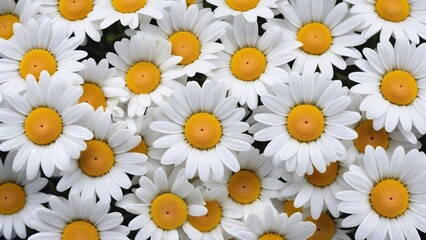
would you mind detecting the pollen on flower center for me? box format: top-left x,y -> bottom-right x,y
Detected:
0,182 -> 26,215
79,140 -> 115,177
0,14 -> 20,40
306,213 -> 336,240
226,0 -> 260,11
79,83 -> 107,110
20,49 -> 57,80
380,70 -> 418,106
112,0 -> 147,13
375,0 -> 410,22
25,107 -> 63,145
370,179 -> 409,218
228,170 -> 261,204
287,104 -> 325,142
59,0 -> 93,21
297,23 -> 332,55
283,200 -> 302,216
150,193 -> 188,230
62,220 -> 99,240
230,47 -> 267,81
169,31 -> 200,65
354,120 -> 389,153
130,138 -> 148,155
126,62 -> 161,94
184,112 -> 222,149
305,162 -> 339,187
259,233 -> 284,240
188,200 -> 222,232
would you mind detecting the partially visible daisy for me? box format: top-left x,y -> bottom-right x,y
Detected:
0,152 -> 49,240
136,0 -> 227,77
232,204 -> 316,239
212,15 -> 299,109
304,212 -> 351,240
92,0 -> 169,29
264,0 -> 365,78
253,72 -> 360,176
57,109 -> 147,202
207,0 -> 277,22
205,147 -> 284,219
337,146 -> 426,240
350,39 -> 426,134
38,0 -> 102,42
116,168 -> 207,240
0,19 -> 86,93
150,80 -> 253,182
345,0 -> 426,44
185,187 -> 244,240
272,197 -> 303,217
29,193 -> 130,240
0,0 -> 40,40
78,58 -> 128,118
185,0 -> 203,8
106,35 -> 185,117
0,71 -> 93,180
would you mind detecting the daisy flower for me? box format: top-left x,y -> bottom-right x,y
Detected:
0,0 -> 40,40
29,193 -> 130,240
272,198 -> 303,217
232,204 -> 316,239
344,0 -> 426,44
150,80 -> 253,182
78,58 -> 128,118
212,15 -> 300,109
305,212 -> 351,240
205,148 -> 284,219
185,187 -> 245,240
106,35 -> 185,117
57,109 -> 147,202
0,71 -> 93,180
136,0 -> 227,77
253,72 -> 360,176
337,146 -> 426,240
206,0 -> 277,22
0,152 -> 49,240
92,0 -> 169,29
264,0 -> 365,78
0,19 -> 86,94
116,168 -> 207,240
38,0 -> 102,42
350,39 -> 426,134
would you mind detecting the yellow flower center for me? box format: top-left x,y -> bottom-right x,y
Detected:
305,162 -> 339,187
297,23 -> 332,55
370,179 -> 409,218
188,200 -> 222,232
228,170 -> 261,204
259,234 -> 285,240
169,31 -> 200,65
20,49 -> 57,80
283,200 -> 302,216
225,0 -> 259,11
375,0 -> 410,22
230,48 -> 267,81
59,0 -> 93,21
306,213 -> 336,240
62,220 -> 99,240
186,0 -> 196,6
79,140 -> 115,177
130,138 -> 148,155
112,0 -> 146,13
0,182 -> 26,215
25,108 -> 63,145
79,83 -> 107,110
354,120 -> 389,153
0,14 -> 20,40
380,70 -> 418,106
287,104 -> 325,142
184,113 -> 222,150
126,62 -> 161,94
151,193 -> 188,230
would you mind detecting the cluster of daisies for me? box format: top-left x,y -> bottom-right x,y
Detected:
1,0 -> 426,239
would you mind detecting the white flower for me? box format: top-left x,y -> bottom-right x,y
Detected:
0,0 -> 40,40
207,0 -> 277,22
